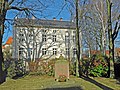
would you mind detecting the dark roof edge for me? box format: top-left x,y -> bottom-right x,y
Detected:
14,25 -> 76,29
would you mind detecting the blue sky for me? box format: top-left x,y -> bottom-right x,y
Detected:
3,0 -> 120,46
3,0 -> 72,44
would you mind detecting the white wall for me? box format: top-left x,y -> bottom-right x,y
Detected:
13,26 -> 76,61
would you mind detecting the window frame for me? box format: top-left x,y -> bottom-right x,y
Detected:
42,48 -> 47,55
66,48 -> 70,56
52,35 -> 56,42
42,34 -> 47,42
53,48 -> 57,55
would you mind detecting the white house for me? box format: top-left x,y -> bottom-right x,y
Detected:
12,18 -> 77,61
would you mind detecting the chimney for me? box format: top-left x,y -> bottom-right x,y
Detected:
60,18 -> 63,21
32,16 -> 36,19
15,16 -> 18,19
53,17 -> 56,21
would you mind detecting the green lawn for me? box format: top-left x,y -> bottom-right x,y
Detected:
0,75 -> 119,90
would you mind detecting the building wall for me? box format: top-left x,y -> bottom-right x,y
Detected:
13,26 -> 77,61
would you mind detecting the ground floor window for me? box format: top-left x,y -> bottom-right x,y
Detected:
19,48 -> 24,59
66,48 -> 70,57
53,48 -> 57,55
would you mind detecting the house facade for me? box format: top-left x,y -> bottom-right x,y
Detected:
12,18 -> 77,61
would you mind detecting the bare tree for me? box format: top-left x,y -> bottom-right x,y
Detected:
106,0 -> 120,78
0,0 -> 53,83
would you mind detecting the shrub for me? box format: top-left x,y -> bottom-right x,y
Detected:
7,61 -> 16,78
89,54 -> 108,77
114,57 -> 120,78
69,62 -> 76,75
115,56 -> 120,63
28,61 -> 38,72
29,60 -> 55,76
7,60 -> 24,78
58,75 -> 67,82
15,60 -> 25,76
82,58 -> 90,76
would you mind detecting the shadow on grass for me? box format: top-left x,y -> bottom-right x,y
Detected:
81,76 -> 113,90
12,74 -> 25,80
42,86 -> 83,90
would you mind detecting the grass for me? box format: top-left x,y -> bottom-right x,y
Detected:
0,75 -> 119,90
93,77 -> 120,90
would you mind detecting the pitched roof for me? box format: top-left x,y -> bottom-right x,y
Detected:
14,18 -> 76,29
6,37 -> 13,45
105,50 -> 109,55
91,50 -> 109,55
91,50 -> 101,55
115,48 -> 120,52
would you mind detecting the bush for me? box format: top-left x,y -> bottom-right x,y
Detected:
7,61 -> 16,78
115,56 -> 120,63
82,58 -> 90,76
69,62 -> 76,75
7,60 -> 24,78
114,58 -> 120,78
89,54 -> 108,77
29,60 -> 55,76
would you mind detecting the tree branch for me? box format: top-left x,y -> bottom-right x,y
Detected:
8,0 -> 14,5
8,6 -> 29,11
113,23 -> 120,40
112,21 -> 118,37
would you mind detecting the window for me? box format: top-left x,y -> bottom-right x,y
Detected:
29,34 -> 33,41
28,48 -> 32,55
65,31 -> 70,44
52,35 -> 56,42
66,48 -> 70,56
73,31 -> 76,34
73,35 -> 76,42
73,31 -> 76,43
42,48 -> 47,55
42,29 -> 47,33
29,34 -> 33,37
19,32 -> 24,42
53,30 -> 56,33
73,48 -> 77,55
19,48 -> 23,55
42,34 -> 46,42
19,48 -> 24,59
19,33 -> 23,37
65,35 -> 70,43
19,37 -> 25,42
53,48 -> 57,55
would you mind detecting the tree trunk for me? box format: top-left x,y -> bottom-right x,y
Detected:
76,0 -> 80,77
0,0 -> 7,83
0,20 -> 5,83
75,0 -> 82,77
106,0 -> 114,78
0,31 -> 4,83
